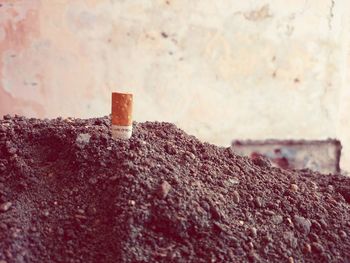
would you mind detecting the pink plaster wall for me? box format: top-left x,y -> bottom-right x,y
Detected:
0,0 -> 44,116
0,0 -> 349,171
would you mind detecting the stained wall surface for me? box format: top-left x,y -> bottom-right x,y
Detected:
1,0 -> 350,171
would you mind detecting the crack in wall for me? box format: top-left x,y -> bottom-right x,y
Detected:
321,0 -> 337,121
328,0 -> 335,30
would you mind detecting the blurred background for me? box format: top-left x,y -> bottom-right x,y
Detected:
0,0 -> 349,172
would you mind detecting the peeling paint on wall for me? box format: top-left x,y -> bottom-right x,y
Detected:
0,0 -> 43,116
242,4 -> 273,22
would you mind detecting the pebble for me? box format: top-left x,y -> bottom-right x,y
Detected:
327,185 -> 334,192
165,144 -> 177,155
339,230 -> 347,239
109,175 -> 118,181
310,181 -> 318,190
76,133 -> 91,148
248,251 -> 260,262
293,215 -> 311,234
42,210 -> 50,217
254,197 -> 263,208
303,243 -> 312,253
75,214 -> 87,220
210,205 -> 222,221
158,180 -> 171,199
3,114 -> 11,120
0,163 -> 6,172
319,218 -> 328,229
309,233 -> 319,242
262,233 -> 273,244
0,202 -> 12,212
311,220 -> 322,232
228,178 -> 240,185
88,177 -> 98,185
200,201 -> 210,211
249,227 -> 257,237
271,215 -> 283,224
312,242 -> 324,253
264,210 -> 275,216
288,257 -> 294,263
283,231 -> 298,249
213,222 -> 225,233
232,191 -> 240,203
87,206 -> 97,215
290,184 -> 299,192
7,147 -> 17,155
252,155 -> 271,167
128,200 -> 136,206
57,228 -> 65,236
12,228 -> 20,238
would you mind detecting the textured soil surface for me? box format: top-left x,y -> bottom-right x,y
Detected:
0,115 -> 350,263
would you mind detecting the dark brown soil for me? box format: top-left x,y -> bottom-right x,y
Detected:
0,115 -> 349,263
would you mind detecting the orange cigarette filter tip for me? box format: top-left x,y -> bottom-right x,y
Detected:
111,92 -> 133,140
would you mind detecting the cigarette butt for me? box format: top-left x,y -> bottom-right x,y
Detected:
111,92 -> 133,140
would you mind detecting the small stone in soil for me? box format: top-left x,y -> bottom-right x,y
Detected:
283,231 -> 298,249
293,215 -> 311,234
312,242 -> 324,253
210,205 -> 222,221
232,191 -> 240,203
311,220 -> 322,232
42,211 -> 50,217
158,180 -> 171,199
251,155 -> 271,167
88,177 -> 98,185
254,197 -> 263,208
319,218 -> 328,229
309,233 -> 319,242
0,202 -> 12,212
76,133 -> 91,148
303,243 -> 312,253
228,178 -> 240,185
109,175 -> 118,181
7,147 -> 17,155
264,210 -> 275,215
272,215 -> 283,224
290,184 -> 299,192
339,230 -> 347,239
250,227 -> 257,237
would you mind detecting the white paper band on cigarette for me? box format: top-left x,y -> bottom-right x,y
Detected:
111,125 -> 133,140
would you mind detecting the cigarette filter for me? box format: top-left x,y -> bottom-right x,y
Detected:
111,92 -> 133,140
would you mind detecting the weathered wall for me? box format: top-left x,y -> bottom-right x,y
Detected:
0,0 -> 350,171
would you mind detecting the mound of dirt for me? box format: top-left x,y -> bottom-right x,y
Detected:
0,115 -> 349,263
